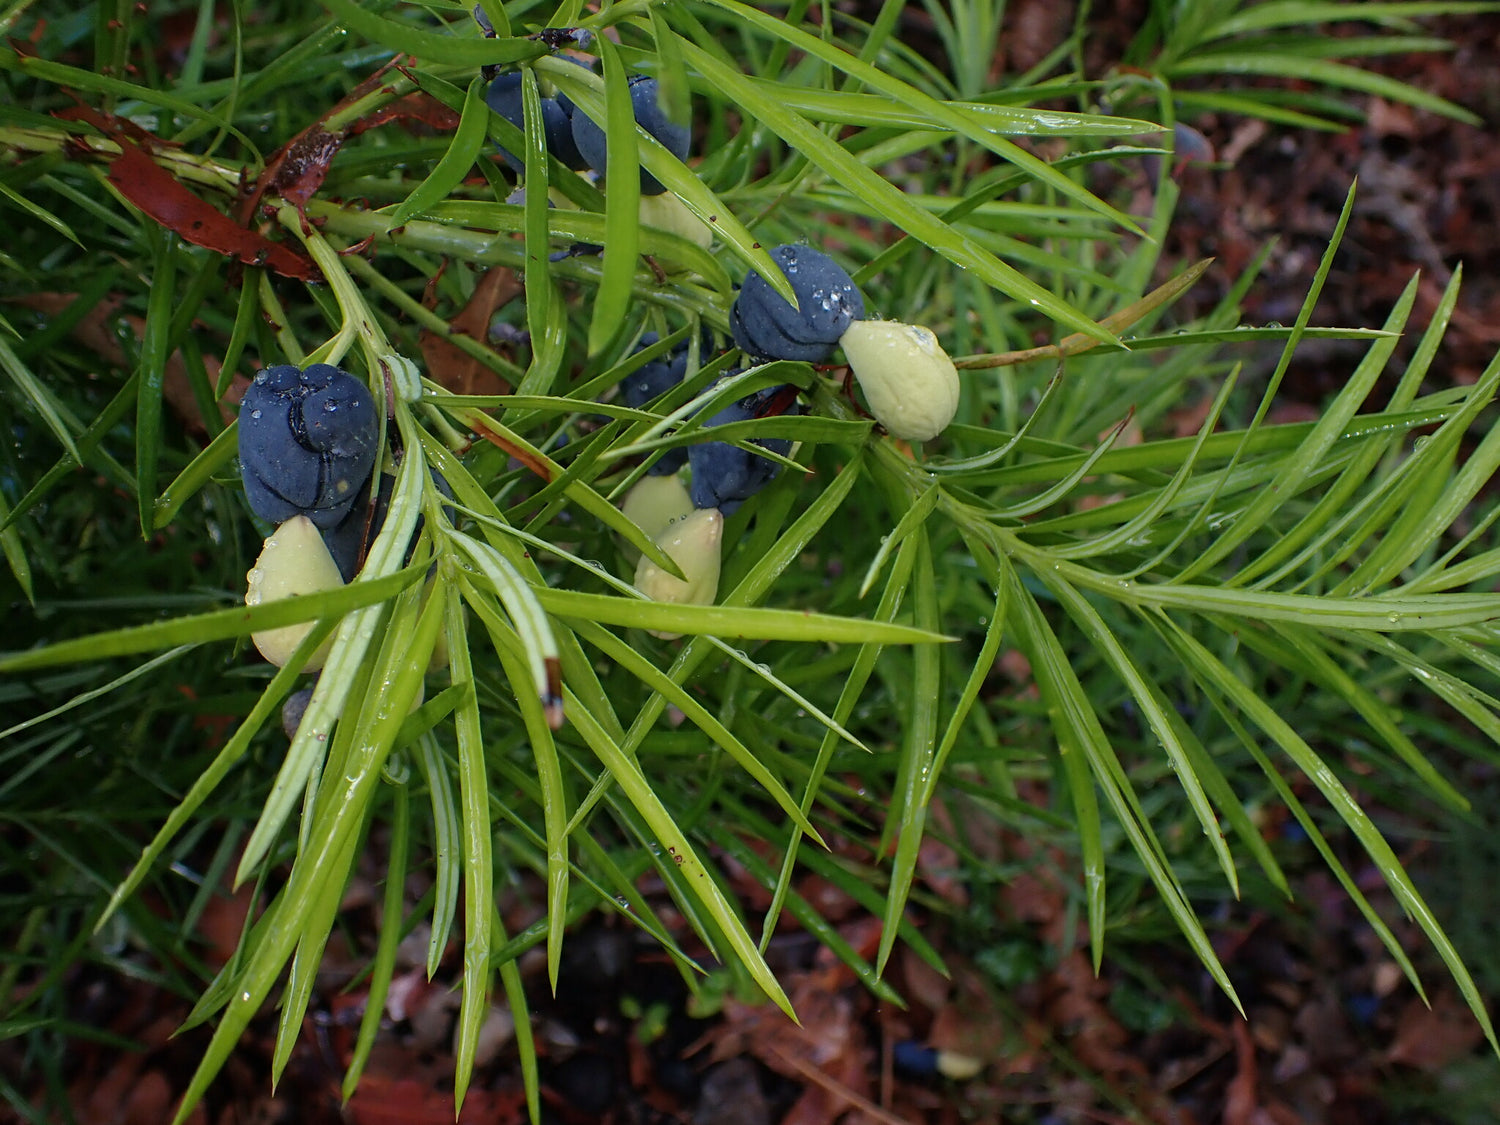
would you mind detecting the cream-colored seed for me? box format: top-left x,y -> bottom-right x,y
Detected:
638,193 -> 713,252
620,474 -> 695,563
633,506 -> 723,639
246,515 -> 344,670
839,320 -> 960,442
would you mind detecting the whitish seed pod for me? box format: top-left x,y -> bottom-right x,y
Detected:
620,474 -> 694,562
633,507 -> 723,639
245,515 -> 345,670
638,193 -> 711,251
839,320 -> 960,442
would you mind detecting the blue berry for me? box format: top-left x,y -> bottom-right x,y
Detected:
485,72 -> 588,172
623,329 -> 716,475
730,244 -> 865,362
570,75 -> 690,195
238,363 -> 378,531
687,385 -> 799,514
621,331 -> 688,409
319,468 -> 454,582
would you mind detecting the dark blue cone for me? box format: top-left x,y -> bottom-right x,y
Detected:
687,385 -> 799,514
730,244 -> 864,362
238,363 -> 379,531
569,75 -> 690,195
485,72 -> 589,172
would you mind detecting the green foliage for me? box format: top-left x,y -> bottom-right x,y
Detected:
2,1 -> 1499,1120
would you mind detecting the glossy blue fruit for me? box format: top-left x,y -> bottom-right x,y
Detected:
281,686 -> 314,740
623,329 -> 717,475
569,74 -> 690,195
729,244 -> 865,362
621,328 -> 716,408
320,467 -> 454,582
687,385 -> 798,514
621,331 -> 686,410
485,72 -> 588,172
239,363 -> 379,531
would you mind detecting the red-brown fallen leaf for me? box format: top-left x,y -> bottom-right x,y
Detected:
237,63 -> 461,230
349,92 -> 463,136
241,124 -> 346,229
1224,1019 -> 1259,1125
58,106 -> 320,281
469,420 -> 554,482
898,945 -> 951,1016
345,1075 -> 527,1125
1046,951 -> 1144,1079
1384,991 -> 1486,1071
197,881 -> 257,968
917,799 -> 968,908
119,1068 -> 173,1125
419,267 -> 523,397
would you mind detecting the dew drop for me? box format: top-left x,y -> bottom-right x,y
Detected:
250,409 -> 263,420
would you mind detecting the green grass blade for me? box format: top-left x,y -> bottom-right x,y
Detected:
443,594 -> 493,1111
460,587 -> 570,992
569,619 -> 826,843
586,36 -> 641,357
540,585 -> 951,643
133,230 -> 177,536
342,780 -> 409,1100
1005,553 -> 1241,1007
0,565 -> 417,673
0,332 -> 82,466
1169,51 -> 1481,123
673,39 -> 1122,345
1043,572 -> 1238,895
1161,616 -> 1496,1050
273,828 -> 359,1085
390,76 -> 489,226
876,530 -> 942,975
94,622 -> 335,931
563,688 -> 797,1019
1171,181 -> 1365,582
697,0 -> 1144,235
763,527 -> 921,948
317,0 -> 545,66
416,733 -> 462,978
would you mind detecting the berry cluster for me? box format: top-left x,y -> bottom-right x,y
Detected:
238,363 -> 380,668
238,26 -> 966,654
486,67 -> 688,196
729,246 -> 961,443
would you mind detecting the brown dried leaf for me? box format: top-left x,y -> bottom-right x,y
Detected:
59,106 -> 319,281
1385,992 -> 1485,1071
418,267 -> 521,397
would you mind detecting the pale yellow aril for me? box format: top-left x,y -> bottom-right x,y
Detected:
839,320 -> 960,442
633,506 -> 723,639
620,474 -> 694,563
245,514 -> 344,671
638,193 -> 713,252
